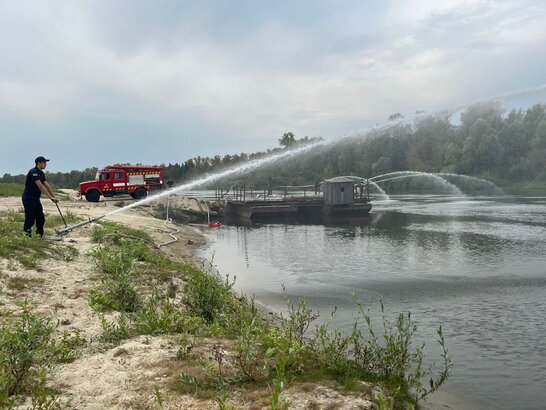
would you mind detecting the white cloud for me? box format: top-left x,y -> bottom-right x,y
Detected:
0,0 -> 545,173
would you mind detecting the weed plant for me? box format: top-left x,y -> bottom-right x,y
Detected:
135,291 -> 186,335
89,245 -> 136,277
90,221 -> 152,245
0,306 -> 85,406
88,275 -> 140,312
183,265 -> 236,324
98,314 -> 134,345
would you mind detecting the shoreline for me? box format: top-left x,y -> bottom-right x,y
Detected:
194,210 -> 483,410
0,193 -> 382,409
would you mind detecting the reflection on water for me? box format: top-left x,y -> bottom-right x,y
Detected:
200,196 -> 546,410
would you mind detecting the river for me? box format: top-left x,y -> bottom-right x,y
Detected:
199,195 -> 546,409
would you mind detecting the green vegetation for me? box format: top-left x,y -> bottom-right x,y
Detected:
0,211 -> 85,407
0,184 -> 23,197
0,214 -> 453,407
0,306 -> 86,407
85,221 -> 451,408
0,183 -> 71,201
1,169 -> 98,190
0,210 -> 79,270
90,220 -> 153,245
231,102 -> 546,192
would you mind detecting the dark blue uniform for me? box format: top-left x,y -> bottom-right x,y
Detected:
22,167 -> 47,236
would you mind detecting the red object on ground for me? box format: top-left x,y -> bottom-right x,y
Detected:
208,222 -> 223,228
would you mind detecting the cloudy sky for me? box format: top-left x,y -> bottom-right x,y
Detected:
1,0 -> 545,174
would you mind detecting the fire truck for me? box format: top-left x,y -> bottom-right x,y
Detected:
79,165 -> 165,202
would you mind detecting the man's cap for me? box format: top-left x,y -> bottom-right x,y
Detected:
35,156 -> 50,164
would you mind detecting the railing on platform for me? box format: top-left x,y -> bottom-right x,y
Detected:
215,179 -> 371,203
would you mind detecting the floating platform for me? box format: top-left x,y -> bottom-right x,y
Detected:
220,176 -> 373,221
225,197 -> 372,220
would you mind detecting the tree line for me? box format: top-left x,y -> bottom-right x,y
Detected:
2,102 -> 545,189
212,102 -> 546,189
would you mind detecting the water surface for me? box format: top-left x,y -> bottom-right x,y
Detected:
200,195 -> 546,409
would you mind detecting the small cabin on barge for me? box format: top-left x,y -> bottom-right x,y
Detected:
223,176 -> 372,220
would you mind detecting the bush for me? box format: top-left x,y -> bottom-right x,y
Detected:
89,245 -> 135,277
0,307 -> 85,403
135,291 -> 186,335
183,266 -> 236,324
0,310 -> 55,397
98,314 -> 134,345
88,275 -> 141,312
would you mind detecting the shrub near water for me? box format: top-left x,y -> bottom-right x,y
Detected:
88,275 -> 141,313
183,265 -> 237,324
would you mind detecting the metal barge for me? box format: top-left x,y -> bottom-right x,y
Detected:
221,177 -> 372,220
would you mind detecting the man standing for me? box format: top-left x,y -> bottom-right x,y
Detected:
22,156 -> 59,237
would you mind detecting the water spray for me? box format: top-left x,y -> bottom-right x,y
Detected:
51,142 -> 325,238
370,171 -> 504,196
49,84 -> 538,239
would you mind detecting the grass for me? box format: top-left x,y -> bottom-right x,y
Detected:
0,183 -> 71,201
0,210 -> 79,270
46,209 -> 81,228
90,221 -> 153,244
0,184 -> 23,198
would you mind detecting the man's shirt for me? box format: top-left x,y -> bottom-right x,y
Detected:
23,167 -> 46,199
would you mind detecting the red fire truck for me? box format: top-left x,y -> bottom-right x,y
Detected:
79,165 -> 165,202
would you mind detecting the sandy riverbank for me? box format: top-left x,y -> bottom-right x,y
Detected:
0,193 -> 209,408
0,192 -> 378,409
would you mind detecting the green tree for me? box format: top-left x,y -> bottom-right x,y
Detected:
279,132 -> 296,147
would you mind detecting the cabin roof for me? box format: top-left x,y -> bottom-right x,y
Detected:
324,176 -> 360,183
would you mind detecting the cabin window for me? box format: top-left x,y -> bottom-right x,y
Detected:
340,187 -> 345,193
99,173 -> 110,180
114,172 -> 123,179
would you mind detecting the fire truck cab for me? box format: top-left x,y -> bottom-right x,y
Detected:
79,165 -> 164,202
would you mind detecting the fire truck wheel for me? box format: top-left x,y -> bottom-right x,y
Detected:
85,190 -> 100,202
134,188 -> 148,200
